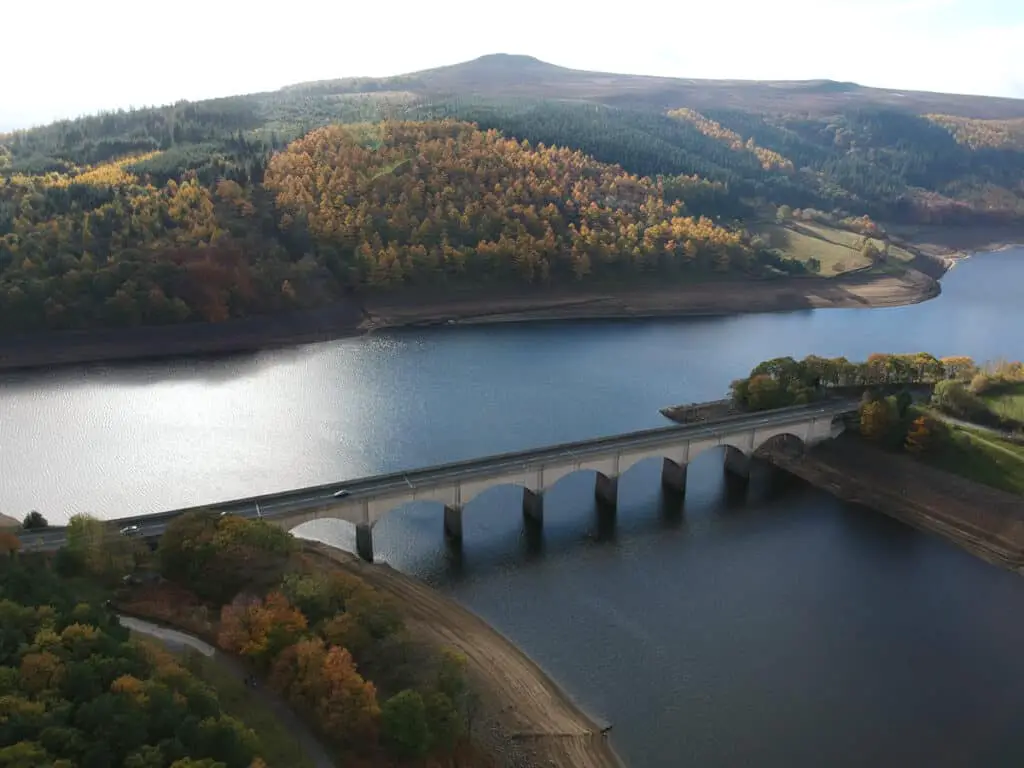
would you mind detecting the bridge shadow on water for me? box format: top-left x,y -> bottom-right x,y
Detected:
294,448 -> 837,588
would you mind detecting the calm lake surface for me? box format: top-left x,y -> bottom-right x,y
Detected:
3,249 -> 1024,766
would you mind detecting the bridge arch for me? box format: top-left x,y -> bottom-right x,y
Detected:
752,431 -> 808,457
262,405 -> 851,564
684,435 -> 756,466
536,466 -> 616,496
616,433 -> 752,477
283,515 -> 367,559
457,480 -> 540,511
341,481 -> 546,536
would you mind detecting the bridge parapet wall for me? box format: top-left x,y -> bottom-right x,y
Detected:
14,402 -> 856,559
273,412 -> 844,534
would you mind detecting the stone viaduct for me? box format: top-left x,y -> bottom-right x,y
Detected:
270,401 -> 852,561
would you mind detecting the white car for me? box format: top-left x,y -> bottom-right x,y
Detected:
333,489 -> 351,498
119,524 -> 142,536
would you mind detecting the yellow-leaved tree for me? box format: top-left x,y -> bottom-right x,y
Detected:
859,399 -> 892,441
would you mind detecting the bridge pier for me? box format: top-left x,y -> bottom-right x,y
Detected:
723,446 -> 752,482
594,472 -> 618,512
522,488 -> 544,525
661,458 -> 688,498
443,505 -> 463,541
355,523 -> 374,563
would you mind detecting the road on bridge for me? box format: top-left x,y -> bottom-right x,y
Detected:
17,400 -> 856,552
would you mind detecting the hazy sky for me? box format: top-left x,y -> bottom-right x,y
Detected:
2,0 -> 1022,132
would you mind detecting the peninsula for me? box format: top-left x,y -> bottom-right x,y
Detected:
665,353 -> 1024,572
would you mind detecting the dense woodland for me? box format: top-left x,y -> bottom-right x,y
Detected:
0,554 -> 265,768
0,117 -> 798,335
266,122 -> 760,286
1,512 -> 484,766
3,67 -> 1024,336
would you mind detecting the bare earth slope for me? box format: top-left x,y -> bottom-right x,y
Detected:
361,269 -> 939,330
306,544 -> 624,768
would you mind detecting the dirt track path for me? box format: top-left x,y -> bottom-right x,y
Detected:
306,544 -> 624,768
119,614 -> 337,768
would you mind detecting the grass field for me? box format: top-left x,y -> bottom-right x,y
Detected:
755,221 -> 915,276
180,650 -> 315,768
980,382 -> 1024,422
923,420 -> 1024,495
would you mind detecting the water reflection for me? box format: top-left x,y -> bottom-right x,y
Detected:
5,250 -> 1024,766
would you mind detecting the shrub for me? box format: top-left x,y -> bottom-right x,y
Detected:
380,690 -> 430,759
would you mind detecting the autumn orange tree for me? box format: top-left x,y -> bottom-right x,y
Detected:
265,121 -> 755,289
218,591 -> 308,666
269,637 -> 380,751
148,512 -> 481,762
859,398 -> 894,441
905,415 -> 939,455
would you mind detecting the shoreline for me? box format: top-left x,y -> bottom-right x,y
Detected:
0,226 -> 1019,374
886,223 -> 1024,262
659,399 -> 1024,572
0,270 -> 939,374
762,435 -> 1024,573
360,268 -> 939,331
113,541 -> 624,768
305,543 -> 624,768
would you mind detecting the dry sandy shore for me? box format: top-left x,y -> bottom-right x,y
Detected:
362,269 -> 939,330
305,543 -> 624,768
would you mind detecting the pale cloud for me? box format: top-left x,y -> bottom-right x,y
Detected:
1,0 -> 1022,131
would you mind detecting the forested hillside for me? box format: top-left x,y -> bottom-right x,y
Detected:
2,54 -> 1024,337
415,98 -> 1024,223
0,118 -> 804,335
266,122 -> 758,286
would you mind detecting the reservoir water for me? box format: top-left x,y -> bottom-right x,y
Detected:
3,249 -> 1024,766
